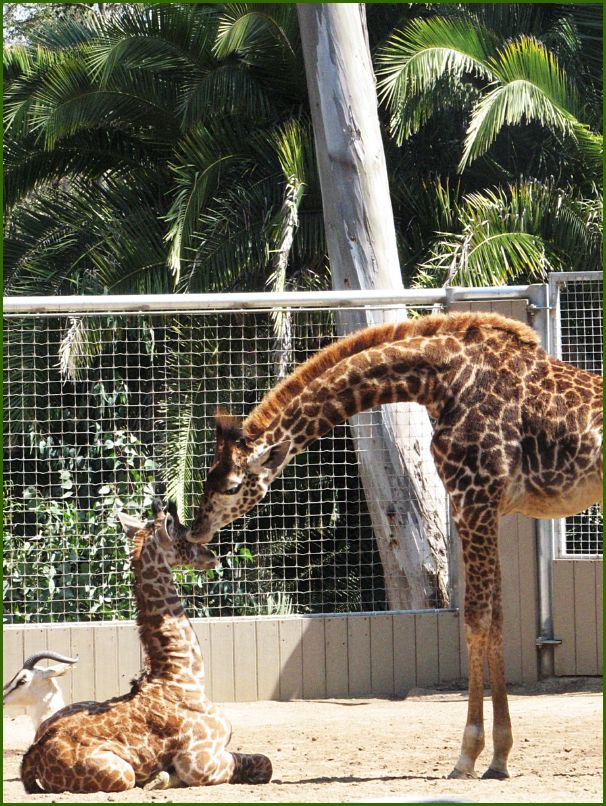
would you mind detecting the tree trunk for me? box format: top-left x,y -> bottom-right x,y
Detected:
297,3 -> 449,609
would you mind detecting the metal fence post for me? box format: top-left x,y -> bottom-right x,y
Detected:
527,284 -> 561,678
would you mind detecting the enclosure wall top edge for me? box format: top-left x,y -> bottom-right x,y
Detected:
3,285 -> 542,315
3,609 -> 460,630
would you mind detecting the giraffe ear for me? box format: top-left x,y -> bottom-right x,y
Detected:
117,512 -> 147,537
247,441 -> 291,474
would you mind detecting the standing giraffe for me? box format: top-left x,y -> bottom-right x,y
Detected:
20,501 -> 272,793
186,311 -> 602,780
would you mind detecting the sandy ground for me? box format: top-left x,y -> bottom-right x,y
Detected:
3,678 -> 602,804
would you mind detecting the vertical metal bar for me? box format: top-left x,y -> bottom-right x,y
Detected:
528,283 -> 558,678
547,278 -> 568,562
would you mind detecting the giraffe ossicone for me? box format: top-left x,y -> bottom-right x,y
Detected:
188,311 -> 602,779
20,500 -> 272,793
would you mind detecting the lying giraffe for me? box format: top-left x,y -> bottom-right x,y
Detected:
21,501 -> 272,793
186,311 -> 602,780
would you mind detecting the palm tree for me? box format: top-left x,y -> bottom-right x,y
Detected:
4,3 -> 324,297
4,3 -> 602,618
3,3 -> 364,619
375,3 -> 602,286
6,4 -> 600,295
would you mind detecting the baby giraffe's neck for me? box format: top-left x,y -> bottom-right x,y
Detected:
133,542 -> 205,691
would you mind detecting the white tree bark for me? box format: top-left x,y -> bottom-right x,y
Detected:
297,3 -> 449,608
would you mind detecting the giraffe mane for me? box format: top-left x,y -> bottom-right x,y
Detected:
244,311 -> 539,440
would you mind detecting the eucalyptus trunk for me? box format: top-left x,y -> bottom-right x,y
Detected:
297,2 -> 449,609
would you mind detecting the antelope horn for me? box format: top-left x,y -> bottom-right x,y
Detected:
22,652 -> 79,670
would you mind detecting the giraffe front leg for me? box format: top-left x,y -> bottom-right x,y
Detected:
448,507 -> 499,780
142,769 -> 186,790
482,555 -> 512,780
173,747 -> 272,787
172,746 -> 237,786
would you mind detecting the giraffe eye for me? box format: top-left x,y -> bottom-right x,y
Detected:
222,482 -> 242,496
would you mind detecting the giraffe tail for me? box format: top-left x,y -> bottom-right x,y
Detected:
21,744 -> 44,793
230,752 -> 272,784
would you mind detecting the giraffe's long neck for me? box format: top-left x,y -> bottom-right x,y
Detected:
247,335 -> 457,456
133,542 -> 205,690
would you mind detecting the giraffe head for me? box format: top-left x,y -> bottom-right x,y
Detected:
118,499 -> 220,569
186,413 -> 290,544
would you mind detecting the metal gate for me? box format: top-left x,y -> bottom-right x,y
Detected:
548,272 -> 603,676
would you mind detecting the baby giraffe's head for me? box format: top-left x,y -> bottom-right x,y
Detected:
118,499 -> 219,571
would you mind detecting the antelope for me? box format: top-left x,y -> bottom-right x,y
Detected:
3,651 -> 78,735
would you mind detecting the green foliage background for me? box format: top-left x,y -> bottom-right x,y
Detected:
3,3 -> 602,622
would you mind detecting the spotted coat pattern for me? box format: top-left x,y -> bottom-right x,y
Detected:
187,312 -> 602,780
20,506 -> 272,793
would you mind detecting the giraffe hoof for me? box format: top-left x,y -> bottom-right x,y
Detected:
143,771 -> 170,790
448,768 -> 478,779
482,767 -> 510,780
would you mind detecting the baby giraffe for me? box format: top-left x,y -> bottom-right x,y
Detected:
20,501 -> 272,793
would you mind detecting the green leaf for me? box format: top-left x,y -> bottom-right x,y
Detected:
460,36 -> 600,171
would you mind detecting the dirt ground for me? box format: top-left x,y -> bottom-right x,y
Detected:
3,678 -> 602,804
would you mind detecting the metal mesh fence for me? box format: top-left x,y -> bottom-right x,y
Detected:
4,281 -> 601,623
550,272 -> 603,557
3,303 -> 449,623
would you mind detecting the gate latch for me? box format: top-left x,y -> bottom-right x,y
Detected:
535,636 -> 563,647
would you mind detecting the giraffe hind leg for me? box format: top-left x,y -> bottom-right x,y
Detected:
448,507 -> 500,779
448,612 -> 490,779
482,553 -> 513,779
35,750 -> 136,793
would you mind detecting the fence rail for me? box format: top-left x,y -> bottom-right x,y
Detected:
3,285 -> 542,315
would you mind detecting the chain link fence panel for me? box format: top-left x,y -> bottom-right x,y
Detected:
549,272 -> 603,558
4,302 -> 449,623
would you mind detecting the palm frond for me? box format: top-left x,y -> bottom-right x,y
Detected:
84,3 -> 216,79
416,179 -> 602,287
58,317 -> 102,382
165,122 -> 255,282
180,179 -> 279,292
4,128 -> 163,211
387,74 -> 478,141
213,3 -> 297,62
160,388 -> 203,523
460,36 -> 600,170
180,61 -> 275,128
5,174 -> 171,297
376,16 -> 498,141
